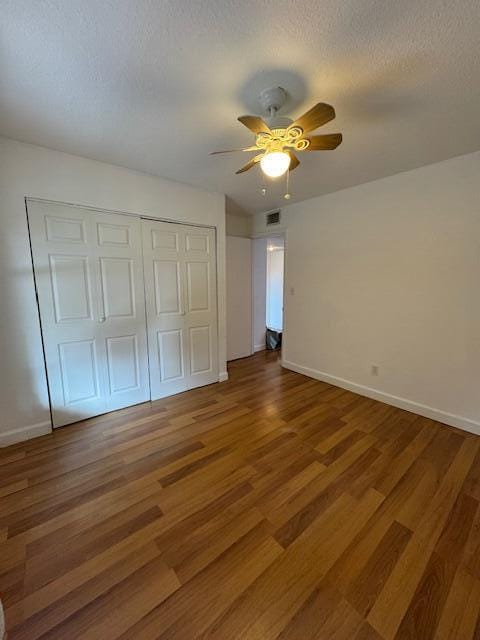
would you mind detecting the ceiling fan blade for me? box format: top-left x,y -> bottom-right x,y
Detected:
304,133 -> 343,151
238,115 -> 272,135
289,103 -> 336,134
287,151 -> 300,171
235,154 -> 263,174
210,146 -> 258,155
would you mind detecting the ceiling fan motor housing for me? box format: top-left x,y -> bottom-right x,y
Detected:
265,115 -> 293,129
259,86 -> 288,113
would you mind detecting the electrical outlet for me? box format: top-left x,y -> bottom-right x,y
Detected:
290,287 -> 295,296
371,364 -> 379,376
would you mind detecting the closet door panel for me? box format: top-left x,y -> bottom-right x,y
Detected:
91,211 -> 150,413
143,220 -> 218,399
158,329 -> 184,382
154,260 -> 182,315
58,339 -> 101,406
45,214 -> 87,244
142,220 -> 190,399
97,221 -> 131,246
185,231 -> 210,254
189,326 -> 212,374
100,257 -> 136,318
28,201 -> 150,426
186,261 -> 210,312
151,227 -> 179,251
106,335 -> 141,394
50,254 -> 93,322
184,226 -> 218,390
28,202 -> 107,426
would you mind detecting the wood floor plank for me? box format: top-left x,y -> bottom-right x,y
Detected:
434,568 -> 480,639
125,525 -> 284,639
24,504 -> 163,593
462,500 -> 480,580
394,551 -> 457,639
204,489 -> 383,640
312,597 -> 365,639
276,582 -> 343,640
0,351 -> 478,639
266,433 -> 377,532
367,437 -> 480,639
47,558 -> 180,640
9,544 -> 162,640
346,520 -> 412,618
0,479 -> 28,498
396,493 -> 478,640
173,507 -> 266,584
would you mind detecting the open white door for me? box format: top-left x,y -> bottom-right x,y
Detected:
28,200 -> 150,427
142,219 -> 218,400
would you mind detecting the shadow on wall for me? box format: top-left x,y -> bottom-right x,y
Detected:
225,196 -> 250,218
0,200 -> 51,443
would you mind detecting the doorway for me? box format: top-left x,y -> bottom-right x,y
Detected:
252,234 -> 285,355
266,237 -> 285,333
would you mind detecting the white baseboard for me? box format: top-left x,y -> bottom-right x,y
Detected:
254,344 -> 265,353
0,420 -> 52,448
219,371 -> 229,382
282,359 -> 480,436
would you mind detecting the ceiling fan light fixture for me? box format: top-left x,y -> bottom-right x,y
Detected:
260,151 -> 291,178
212,89 -> 342,177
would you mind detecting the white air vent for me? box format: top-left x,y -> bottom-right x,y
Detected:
266,210 -> 280,226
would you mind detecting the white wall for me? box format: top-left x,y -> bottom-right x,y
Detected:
252,238 -> 267,352
226,236 -> 252,361
225,212 -> 251,237
0,137 -> 227,446
253,151 -> 480,434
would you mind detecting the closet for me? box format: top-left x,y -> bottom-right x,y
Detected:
27,200 -> 219,427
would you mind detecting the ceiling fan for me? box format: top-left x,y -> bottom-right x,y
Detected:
211,86 -> 342,178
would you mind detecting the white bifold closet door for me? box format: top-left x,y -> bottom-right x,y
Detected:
142,219 -> 218,399
28,200 -> 150,427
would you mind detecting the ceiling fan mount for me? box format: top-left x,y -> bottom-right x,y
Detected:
258,86 -> 288,117
211,85 -> 343,177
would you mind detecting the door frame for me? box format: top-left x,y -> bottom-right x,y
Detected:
26,197 -> 221,428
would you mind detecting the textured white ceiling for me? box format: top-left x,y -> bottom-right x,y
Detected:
2,1 -> 480,214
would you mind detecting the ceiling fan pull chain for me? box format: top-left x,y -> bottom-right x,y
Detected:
284,168 -> 291,200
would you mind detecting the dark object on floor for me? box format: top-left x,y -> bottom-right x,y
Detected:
266,327 -> 282,350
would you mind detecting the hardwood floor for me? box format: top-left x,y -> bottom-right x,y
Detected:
1,350 -> 479,639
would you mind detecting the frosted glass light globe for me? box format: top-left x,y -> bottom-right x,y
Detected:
260,151 -> 291,178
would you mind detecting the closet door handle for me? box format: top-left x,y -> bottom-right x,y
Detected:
99,316 -> 106,323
